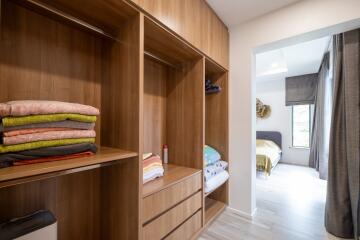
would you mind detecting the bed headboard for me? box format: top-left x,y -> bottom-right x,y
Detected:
256,131 -> 282,149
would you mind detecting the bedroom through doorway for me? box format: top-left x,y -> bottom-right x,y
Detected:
254,36 -> 334,239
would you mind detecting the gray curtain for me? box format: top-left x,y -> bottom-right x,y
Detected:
309,52 -> 332,180
285,73 -> 318,106
325,30 -> 360,239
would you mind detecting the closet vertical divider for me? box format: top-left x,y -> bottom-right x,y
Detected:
100,11 -> 143,240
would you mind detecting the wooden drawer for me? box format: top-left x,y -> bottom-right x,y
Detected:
143,191 -> 202,240
143,172 -> 201,223
164,210 -> 202,240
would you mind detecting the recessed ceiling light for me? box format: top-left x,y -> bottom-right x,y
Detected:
257,67 -> 288,77
271,62 -> 279,68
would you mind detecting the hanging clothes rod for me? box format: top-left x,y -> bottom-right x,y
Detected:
23,0 -> 119,42
144,51 -> 177,68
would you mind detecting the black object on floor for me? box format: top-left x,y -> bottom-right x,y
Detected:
0,210 -> 56,240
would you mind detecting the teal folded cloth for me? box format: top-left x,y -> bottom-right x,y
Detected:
204,145 -> 221,166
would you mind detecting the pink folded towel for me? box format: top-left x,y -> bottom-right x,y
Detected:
3,128 -> 76,137
0,100 -> 99,117
3,130 -> 96,145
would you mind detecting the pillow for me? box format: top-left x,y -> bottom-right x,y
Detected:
204,145 -> 221,166
256,139 -> 282,154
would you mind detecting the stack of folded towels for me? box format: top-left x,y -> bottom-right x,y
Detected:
143,153 -> 164,184
204,145 -> 229,193
0,100 -> 99,168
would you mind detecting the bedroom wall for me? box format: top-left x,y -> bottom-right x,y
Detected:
256,79 -> 310,166
229,0 -> 360,217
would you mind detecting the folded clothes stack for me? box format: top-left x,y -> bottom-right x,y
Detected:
143,153 -> 164,184
205,79 -> 221,94
0,100 -> 99,168
204,145 -> 229,193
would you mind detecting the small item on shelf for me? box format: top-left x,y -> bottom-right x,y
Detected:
205,79 -> 222,95
0,100 -> 99,168
143,153 -> 164,184
163,144 -> 168,164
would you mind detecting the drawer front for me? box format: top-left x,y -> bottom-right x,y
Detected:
143,173 -> 201,223
143,191 -> 202,240
165,210 -> 202,240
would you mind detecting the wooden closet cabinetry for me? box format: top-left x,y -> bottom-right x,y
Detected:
0,0 -> 229,239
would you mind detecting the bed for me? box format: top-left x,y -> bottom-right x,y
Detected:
256,131 -> 282,176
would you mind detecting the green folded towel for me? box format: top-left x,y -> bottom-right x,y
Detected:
0,138 -> 95,154
2,114 -> 97,127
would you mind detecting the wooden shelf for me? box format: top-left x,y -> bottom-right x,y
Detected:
17,0 -> 138,38
143,164 -> 201,198
205,57 -> 227,77
144,16 -> 201,67
205,198 -> 226,225
0,147 -> 138,185
204,178 -> 229,198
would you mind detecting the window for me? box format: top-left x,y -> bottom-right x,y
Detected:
292,105 -> 312,148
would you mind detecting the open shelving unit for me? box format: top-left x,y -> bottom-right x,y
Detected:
204,57 -> 229,225
0,0 -> 142,239
142,16 -> 204,170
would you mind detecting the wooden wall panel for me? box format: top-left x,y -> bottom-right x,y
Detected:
167,58 -> 205,169
129,0 -> 229,69
143,56 -> 168,155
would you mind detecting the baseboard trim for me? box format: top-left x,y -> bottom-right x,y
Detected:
227,207 -> 257,220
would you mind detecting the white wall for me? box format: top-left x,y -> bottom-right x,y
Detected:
229,0 -> 360,216
256,79 -> 310,166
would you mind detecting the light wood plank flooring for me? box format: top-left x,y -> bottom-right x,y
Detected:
200,164 -> 342,240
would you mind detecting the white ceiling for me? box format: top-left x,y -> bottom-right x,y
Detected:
206,0 -> 301,27
256,36 -> 331,82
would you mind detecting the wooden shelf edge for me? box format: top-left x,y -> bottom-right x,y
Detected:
204,198 -> 226,226
0,146 -> 138,186
204,179 -> 228,198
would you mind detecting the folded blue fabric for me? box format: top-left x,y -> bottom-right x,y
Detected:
204,145 -> 221,166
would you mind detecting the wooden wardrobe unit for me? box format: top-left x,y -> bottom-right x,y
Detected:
0,0 -> 229,239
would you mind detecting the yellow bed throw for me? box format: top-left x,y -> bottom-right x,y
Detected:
256,139 -> 281,175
